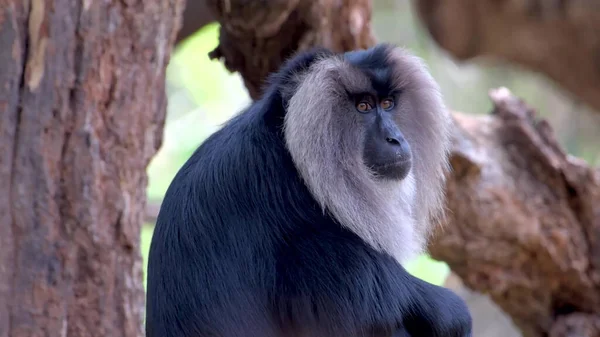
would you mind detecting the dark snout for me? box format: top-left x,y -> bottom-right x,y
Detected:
363,113 -> 412,180
382,126 -> 411,162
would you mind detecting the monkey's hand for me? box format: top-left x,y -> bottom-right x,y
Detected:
403,280 -> 473,337
430,286 -> 472,337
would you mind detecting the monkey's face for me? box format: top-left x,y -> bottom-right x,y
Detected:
285,42 -> 450,194
353,93 -> 412,181
284,44 -> 451,262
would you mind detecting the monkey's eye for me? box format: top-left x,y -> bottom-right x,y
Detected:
381,98 -> 394,110
356,102 -> 372,113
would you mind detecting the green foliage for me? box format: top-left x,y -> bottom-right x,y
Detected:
146,145 -> 199,202
141,224 -> 154,291
146,23 -> 250,202
167,23 -> 250,110
169,23 -> 227,105
405,254 -> 450,286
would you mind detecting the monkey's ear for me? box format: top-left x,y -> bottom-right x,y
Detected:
261,47 -> 335,105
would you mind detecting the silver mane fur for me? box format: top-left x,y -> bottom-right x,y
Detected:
283,45 -> 452,264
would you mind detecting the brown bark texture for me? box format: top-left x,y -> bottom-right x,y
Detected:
203,1 -> 600,337
176,0 -> 215,44
0,0 -> 183,336
431,87 -> 600,337
205,0 -> 376,99
414,0 -> 600,113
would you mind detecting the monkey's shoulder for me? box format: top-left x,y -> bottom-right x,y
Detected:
155,107 -> 308,231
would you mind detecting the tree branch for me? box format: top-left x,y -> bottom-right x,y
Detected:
204,0 -> 376,99
414,0 -> 600,113
176,0 -> 215,44
431,87 -> 600,337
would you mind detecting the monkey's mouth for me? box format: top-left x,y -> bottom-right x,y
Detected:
368,157 -> 412,180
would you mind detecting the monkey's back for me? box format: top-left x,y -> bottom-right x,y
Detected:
145,89 -> 420,337
145,105 -> 281,336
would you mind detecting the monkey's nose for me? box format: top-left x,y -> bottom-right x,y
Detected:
382,132 -> 411,160
385,137 -> 400,145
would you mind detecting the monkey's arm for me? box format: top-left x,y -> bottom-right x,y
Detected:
401,277 -> 473,337
272,231 -> 472,337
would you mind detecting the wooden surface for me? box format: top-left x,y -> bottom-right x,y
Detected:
0,0 -> 183,336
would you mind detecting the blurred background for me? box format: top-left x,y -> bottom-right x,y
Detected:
141,2 -> 600,336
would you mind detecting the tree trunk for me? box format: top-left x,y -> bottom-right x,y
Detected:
414,0 -> 600,113
432,88 -> 600,337
176,0 -> 214,44
199,1 -> 600,337
206,0 -> 376,99
0,1 -> 183,336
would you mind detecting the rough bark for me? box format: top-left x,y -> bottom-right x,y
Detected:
205,0 -> 376,99
414,0 -> 600,113
0,1 -> 183,336
176,0 -> 215,44
204,1 -> 600,337
430,87 -> 600,337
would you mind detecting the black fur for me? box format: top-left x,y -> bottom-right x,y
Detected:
344,44 -> 396,96
145,45 -> 473,337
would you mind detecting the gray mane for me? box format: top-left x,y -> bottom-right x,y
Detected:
283,45 -> 452,264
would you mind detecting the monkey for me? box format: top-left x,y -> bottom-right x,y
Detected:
145,43 -> 472,337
